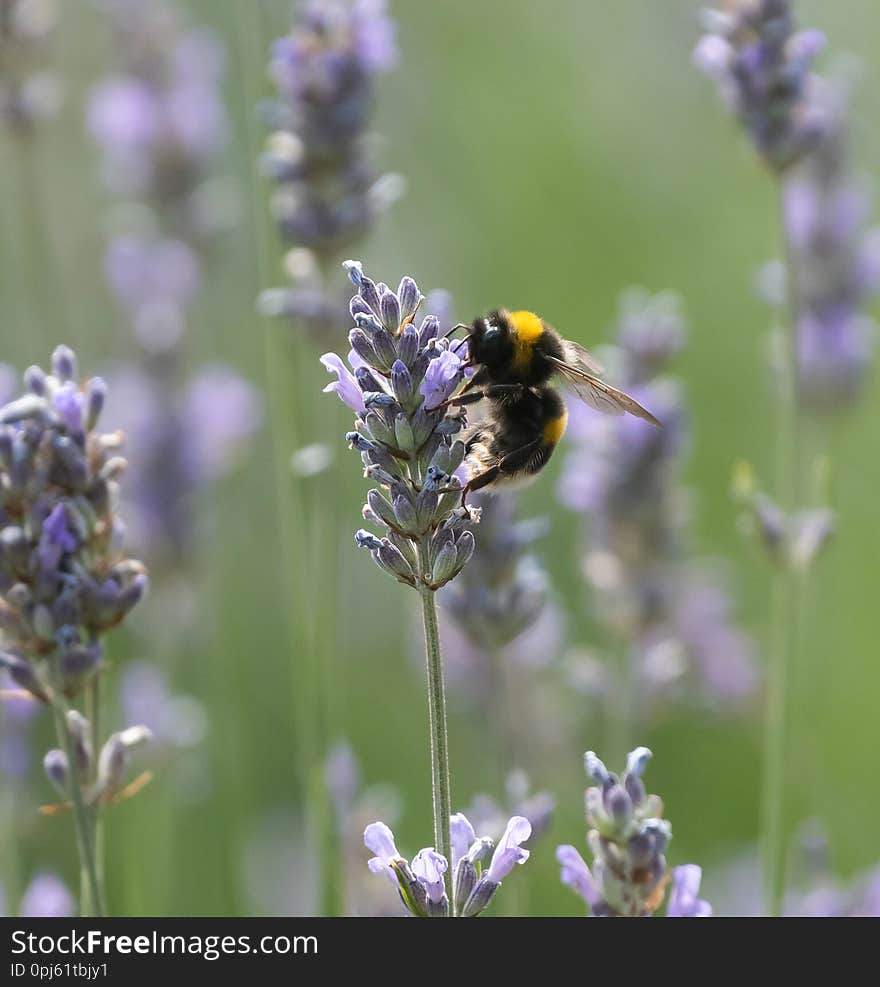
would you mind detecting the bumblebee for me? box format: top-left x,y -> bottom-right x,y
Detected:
439,309 -> 660,499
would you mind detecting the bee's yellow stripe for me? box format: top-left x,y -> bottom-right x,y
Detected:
542,407 -> 568,446
509,310 -> 545,372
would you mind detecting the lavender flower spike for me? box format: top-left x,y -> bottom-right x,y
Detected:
559,290 -> 757,708
259,0 -> 402,338
694,1 -> 828,171
557,747 -> 711,917
782,74 -> 880,415
325,261 -> 476,591
0,347 -> 147,701
364,810 -> 530,918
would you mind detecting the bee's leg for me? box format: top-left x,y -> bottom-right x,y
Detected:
430,383 -> 523,413
458,436 -> 543,505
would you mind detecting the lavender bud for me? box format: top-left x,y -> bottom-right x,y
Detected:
397,325 -> 419,367
24,366 -> 46,395
380,291 -> 401,333
461,876 -> 500,918
65,710 -> 92,776
44,749 -> 69,796
51,346 -> 77,382
397,277 -> 420,318
349,328 -> 378,366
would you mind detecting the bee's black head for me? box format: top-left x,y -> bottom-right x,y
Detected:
468,310 -> 515,370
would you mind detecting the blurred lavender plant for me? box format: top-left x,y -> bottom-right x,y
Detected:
323,260 -> 476,904
695,5 -> 870,916
0,0 -> 60,131
364,811 -> 531,917
557,747 -> 711,917
259,0 -> 401,338
558,290 -> 757,722
441,493 -> 551,659
778,73 -> 880,415
0,347 -> 147,915
88,0 -> 261,566
693,0 -> 827,172
0,871 -> 73,917
707,824 -> 880,916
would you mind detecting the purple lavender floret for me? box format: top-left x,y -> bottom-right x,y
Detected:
557,747 -> 711,917
694,0 -> 828,171
364,810 -> 530,917
323,261 -> 476,591
0,347 -> 147,701
0,0 -> 61,131
558,290 -> 757,708
259,0 -> 401,338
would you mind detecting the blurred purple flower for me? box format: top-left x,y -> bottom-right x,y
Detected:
259,0 -> 401,339
17,873 -> 74,918
780,75 -> 880,414
559,290 -> 757,710
88,6 -> 227,200
694,1 -> 828,171
119,660 -> 206,750
87,78 -> 159,155
185,366 -> 264,484
104,237 -> 202,320
0,672 -> 39,778
103,361 -> 262,560
0,0 -> 61,131
466,771 -> 555,848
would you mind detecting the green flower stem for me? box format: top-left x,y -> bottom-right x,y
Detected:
415,547 -> 454,913
86,674 -> 105,913
48,688 -> 104,917
761,179 -> 804,917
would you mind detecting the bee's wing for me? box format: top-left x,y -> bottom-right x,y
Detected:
547,356 -> 661,426
561,340 -> 605,376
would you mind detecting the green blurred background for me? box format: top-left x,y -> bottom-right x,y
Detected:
3,0 -> 879,915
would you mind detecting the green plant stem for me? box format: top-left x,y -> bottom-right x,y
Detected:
414,551 -> 454,914
761,178 -> 804,917
86,675 -> 106,912
48,690 -> 104,917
